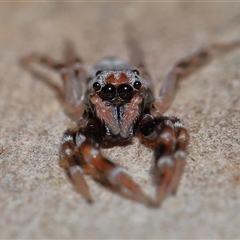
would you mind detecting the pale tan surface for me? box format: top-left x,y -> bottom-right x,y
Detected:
0,2 -> 240,239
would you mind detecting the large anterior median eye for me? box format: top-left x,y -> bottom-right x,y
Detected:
118,84 -> 133,100
101,84 -> 116,100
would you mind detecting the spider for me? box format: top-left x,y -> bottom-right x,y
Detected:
21,35 -> 239,207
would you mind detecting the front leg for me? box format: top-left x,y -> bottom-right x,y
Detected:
59,125 -> 93,203
76,117 -> 152,206
139,113 -> 190,206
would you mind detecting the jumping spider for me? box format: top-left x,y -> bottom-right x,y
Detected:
21,36 -> 239,207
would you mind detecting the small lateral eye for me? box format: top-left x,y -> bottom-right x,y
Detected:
93,82 -> 101,91
133,69 -> 140,75
95,70 -> 102,76
133,81 -> 142,90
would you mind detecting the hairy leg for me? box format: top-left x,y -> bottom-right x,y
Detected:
76,117 -> 153,206
59,125 -> 93,203
155,40 -> 240,113
139,114 -> 190,206
125,25 -> 153,88
21,42 -> 88,120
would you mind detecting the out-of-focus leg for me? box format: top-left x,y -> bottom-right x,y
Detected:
21,42 -> 88,120
155,41 -> 240,113
125,25 -> 153,88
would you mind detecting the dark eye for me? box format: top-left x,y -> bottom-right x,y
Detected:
118,84 -> 133,100
133,69 -> 140,75
101,84 -> 116,100
133,81 -> 141,90
93,82 -> 101,91
95,70 -> 102,76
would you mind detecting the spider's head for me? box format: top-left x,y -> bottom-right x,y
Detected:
86,69 -> 153,139
90,69 -> 147,105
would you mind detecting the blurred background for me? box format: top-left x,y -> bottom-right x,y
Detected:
0,2 -> 240,238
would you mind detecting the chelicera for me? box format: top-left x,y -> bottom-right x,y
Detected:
21,36 -> 239,207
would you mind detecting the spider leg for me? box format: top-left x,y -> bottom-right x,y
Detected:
169,119 -> 190,194
21,43 -> 88,120
76,118 -> 152,206
63,41 -> 88,92
64,41 -> 82,65
59,126 -> 93,203
139,114 -> 189,206
125,25 -> 153,88
155,40 -> 240,113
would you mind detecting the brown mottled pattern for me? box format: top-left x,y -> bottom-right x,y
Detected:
106,72 -> 130,87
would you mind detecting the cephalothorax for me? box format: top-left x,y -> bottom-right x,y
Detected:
85,68 -> 154,140
22,35 -> 239,207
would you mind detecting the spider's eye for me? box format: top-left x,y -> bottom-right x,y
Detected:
93,82 -> 101,91
101,84 -> 116,100
95,70 -> 102,76
133,81 -> 142,90
133,69 -> 140,75
118,84 -> 133,100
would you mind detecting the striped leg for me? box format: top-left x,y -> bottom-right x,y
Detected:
59,126 -> 93,203
76,118 -> 152,206
139,115 -> 190,206
155,40 -> 240,113
21,42 -> 87,120
170,118 -> 190,194
125,25 -> 153,88
63,41 -> 87,95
